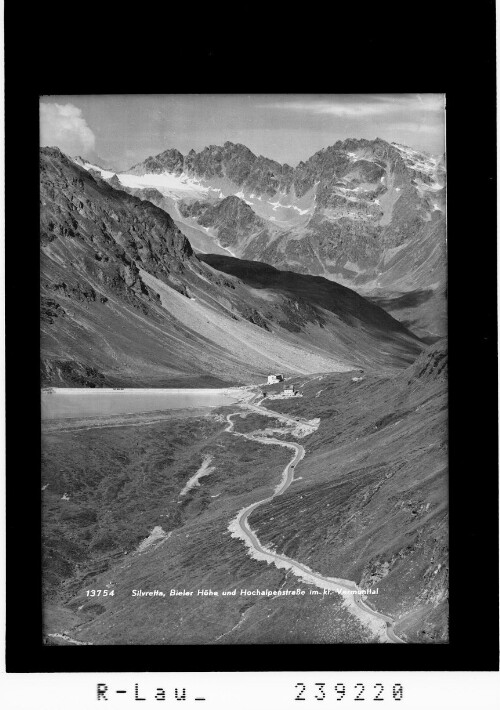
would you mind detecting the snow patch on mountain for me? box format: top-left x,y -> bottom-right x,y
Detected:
117,171 -> 210,196
75,160 -> 115,180
73,158 -> 211,199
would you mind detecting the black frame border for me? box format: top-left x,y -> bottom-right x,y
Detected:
5,3 -> 499,673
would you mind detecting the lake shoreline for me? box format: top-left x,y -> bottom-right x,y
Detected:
41,386 -> 256,420
44,387 -> 250,396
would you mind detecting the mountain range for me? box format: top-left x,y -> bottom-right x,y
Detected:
41,147 -> 425,388
75,137 -> 446,339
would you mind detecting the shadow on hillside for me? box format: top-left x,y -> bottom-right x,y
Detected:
368,289 -> 436,311
199,253 -> 421,340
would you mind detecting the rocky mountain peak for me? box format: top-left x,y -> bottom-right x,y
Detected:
127,147 -> 184,176
107,174 -> 123,189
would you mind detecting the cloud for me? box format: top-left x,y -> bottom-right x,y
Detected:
40,102 -> 96,157
259,94 -> 444,118
386,120 -> 443,135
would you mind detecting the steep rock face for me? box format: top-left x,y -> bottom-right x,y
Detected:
129,142 -> 295,196
40,147 -> 199,316
178,195 -> 268,249
40,148 -> 424,387
292,141 -> 392,202
182,142 -> 295,196
42,148 -> 193,263
128,148 -> 184,176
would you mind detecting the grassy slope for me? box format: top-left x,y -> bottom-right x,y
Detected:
42,346 -> 447,645
250,345 -> 448,642
198,254 -> 424,371
42,409 -> 373,644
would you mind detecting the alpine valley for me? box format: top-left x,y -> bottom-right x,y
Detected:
41,141 -> 438,389
74,136 -> 446,341
41,134 -> 448,646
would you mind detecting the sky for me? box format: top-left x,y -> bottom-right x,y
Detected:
39,94 -> 446,171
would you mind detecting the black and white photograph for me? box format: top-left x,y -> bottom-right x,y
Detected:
38,93 -> 450,647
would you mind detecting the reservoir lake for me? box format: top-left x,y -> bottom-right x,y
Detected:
41,388 -> 243,420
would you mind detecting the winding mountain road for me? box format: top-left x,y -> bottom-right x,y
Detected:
225,405 -> 406,644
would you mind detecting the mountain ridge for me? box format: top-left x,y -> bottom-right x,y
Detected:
40,147 -> 424,387
74,137 -> 446,338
